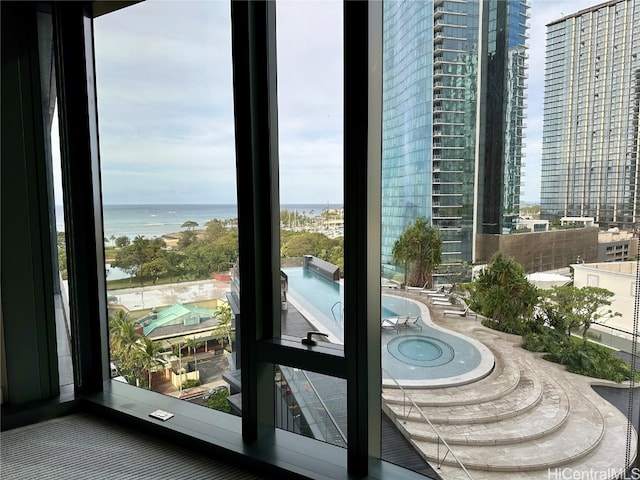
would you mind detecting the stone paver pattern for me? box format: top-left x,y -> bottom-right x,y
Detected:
382,291 -> 637,480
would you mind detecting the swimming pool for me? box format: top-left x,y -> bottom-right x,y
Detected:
282,267 -> 494,387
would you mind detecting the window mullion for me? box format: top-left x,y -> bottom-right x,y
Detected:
53,1 -> 108,394
344,0 -> 383,475
231,0 -> 280,442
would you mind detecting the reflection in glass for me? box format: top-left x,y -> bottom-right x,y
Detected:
275,365 -> 347,448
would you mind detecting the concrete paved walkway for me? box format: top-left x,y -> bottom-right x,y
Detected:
382,291 -> 638,480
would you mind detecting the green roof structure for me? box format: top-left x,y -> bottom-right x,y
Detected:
140,304 -> 216,336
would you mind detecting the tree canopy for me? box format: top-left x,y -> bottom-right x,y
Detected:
466,252 -> 538,331
537,285 -> 620,347
391,218 -> 442,288
181,220 -> 199,231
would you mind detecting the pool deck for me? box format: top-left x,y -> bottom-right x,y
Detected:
382,290 -> 637,480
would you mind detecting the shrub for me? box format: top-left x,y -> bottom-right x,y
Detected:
181,379 -> 201,389
207,389 -> 232,414
519,324 -> 637,383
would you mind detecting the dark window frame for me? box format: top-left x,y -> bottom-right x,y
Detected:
49,1 -> 398,478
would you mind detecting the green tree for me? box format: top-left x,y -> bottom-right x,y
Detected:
181,220 -> 199,231
281,232 -> 333,258
139,337 -> 161,390
538,285 -> 621,347
178,229 -> 197,250
185,337 -> 200,373
163,251 -> 184,282
114,235 -> 130,248
112,236 -> 164,284
56,231 -> 68,279
205,219 -> 227,241
109,310 -> 142,382
213,302 -> 233,350
140,257 -> 166,285
467,253 -> 538,332
391,218 -> 443,288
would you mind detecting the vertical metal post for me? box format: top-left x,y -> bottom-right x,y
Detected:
231,0 -> 281,441
344,0 -> 383,475
53,1 -> 108,393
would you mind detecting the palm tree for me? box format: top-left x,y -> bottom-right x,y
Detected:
213,303 -> 233,350
139,337 -> 161,390
392,218 -> 443,288
184,336 -> 200,373
109,310 -> 141,381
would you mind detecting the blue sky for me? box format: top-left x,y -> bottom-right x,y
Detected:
52,0 -> 596,205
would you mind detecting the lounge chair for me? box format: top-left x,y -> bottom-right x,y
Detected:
395,316 -> 408,331
425,292 -> 447,299
405,281 -> 429,292
432,300 -> 452,307
406,315 -> 422,331
443,305 -> 470,317
381,316 -> 400,332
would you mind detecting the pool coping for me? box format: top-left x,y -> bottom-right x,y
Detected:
286,286 -> 494,389
381,296 -> 495,389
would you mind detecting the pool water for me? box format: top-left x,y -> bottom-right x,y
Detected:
283,267 -> 492,386
389,336 -> 455,367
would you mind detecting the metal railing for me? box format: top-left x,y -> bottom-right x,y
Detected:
382,368 -> 474,479
331,301 -> 343,324
280,365 -> 347,448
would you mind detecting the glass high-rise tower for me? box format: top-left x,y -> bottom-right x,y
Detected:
540,0 -> 640,228
381,0 -> 529,268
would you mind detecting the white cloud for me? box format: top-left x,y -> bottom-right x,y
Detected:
86,0 -> 594,206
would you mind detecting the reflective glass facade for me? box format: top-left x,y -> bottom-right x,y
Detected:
381,0 -> 529,266
540,0 -> 640,228
480,0 -> 529,235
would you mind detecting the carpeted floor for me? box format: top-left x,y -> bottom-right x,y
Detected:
0,413 -> 267,480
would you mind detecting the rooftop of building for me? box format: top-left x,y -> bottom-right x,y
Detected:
547,0 -> 628,27
572,260 -> 637,276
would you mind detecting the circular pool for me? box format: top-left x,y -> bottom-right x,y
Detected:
388,335 -> 455,367
381,295 -> 494,388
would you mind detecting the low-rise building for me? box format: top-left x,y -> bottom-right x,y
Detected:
597,230 -> 638,263
476,227 -> 599,273
572,261 -> 638,352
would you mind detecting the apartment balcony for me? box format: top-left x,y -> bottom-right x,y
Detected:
433,82 -> 465,90
432,179 -> 464,186
433,107 -> 465,114
433,117 -> 465,126
435,19 -> 467,28
434,32 -> 466,42
434,45 -> 466,55
434,93 -> 464,101
433,166 -> 464,176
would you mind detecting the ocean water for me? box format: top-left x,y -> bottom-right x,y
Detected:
55,204 -> 342,240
